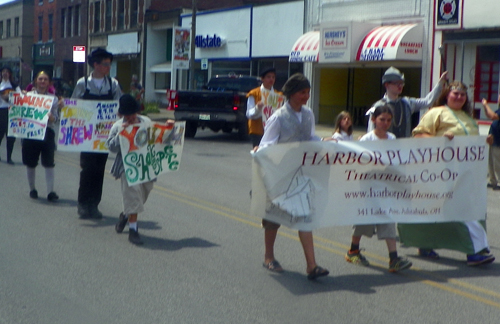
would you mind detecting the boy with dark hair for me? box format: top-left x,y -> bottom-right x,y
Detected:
72,48 -> 123,219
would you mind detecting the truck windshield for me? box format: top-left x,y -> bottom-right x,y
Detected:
206,78 -> 259,92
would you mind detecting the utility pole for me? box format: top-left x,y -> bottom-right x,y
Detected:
189,0 -> 197,90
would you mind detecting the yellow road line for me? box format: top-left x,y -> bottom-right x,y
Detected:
152,184 -> 500,309
56,155 -> 500,308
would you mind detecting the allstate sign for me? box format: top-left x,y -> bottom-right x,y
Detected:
195,34 -> 225,48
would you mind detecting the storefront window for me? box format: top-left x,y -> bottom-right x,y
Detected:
212,61 -> 251,77
475,45 -> 500,102
155,73 -> 170,90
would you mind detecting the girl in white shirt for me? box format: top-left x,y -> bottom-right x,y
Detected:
346,105 -> 412,272
331,111 -> 354,141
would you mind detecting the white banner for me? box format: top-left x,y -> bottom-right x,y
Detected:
251,136 -> 487,231
119,121 -> 185,186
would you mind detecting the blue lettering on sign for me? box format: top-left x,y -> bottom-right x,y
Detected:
360,48 -> 385,61
195,34 -> 223,48
290,51 -> 317,62
324,52 -> 344,59
324,30 -> 346,39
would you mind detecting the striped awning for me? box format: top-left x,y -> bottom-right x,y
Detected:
289,31 -> 320,62
356,24 -> 423,61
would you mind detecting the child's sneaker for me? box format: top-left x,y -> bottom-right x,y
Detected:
389,257 -> 412,272
418,248 -> 440,259
345,249 -> 370,266
467,253 -> 495,266
128,228 -> 143,245
115,213 -> 128,233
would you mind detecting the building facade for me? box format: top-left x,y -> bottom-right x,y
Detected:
0,0 -> 34,88
144,1 -> 305,105
297,0 -> 500,125
88,0 -> 147,93
55,0 -> 88,86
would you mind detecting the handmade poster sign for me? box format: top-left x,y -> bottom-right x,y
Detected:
119,121 -> 185,186
58,99 -> 119,152
261,90 -> 284,127
8,92 -> 53,140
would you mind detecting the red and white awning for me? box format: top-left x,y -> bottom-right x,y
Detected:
289,31 -> 320,62
356,24 -> 423,61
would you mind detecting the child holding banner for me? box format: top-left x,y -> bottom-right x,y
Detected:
346,105 -> 413,272
22,71 -> 60,201
257,73 -> 329,280
247,68 -> 284,148
399,81 -> 495,266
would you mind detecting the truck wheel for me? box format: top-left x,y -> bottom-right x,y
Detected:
185,121 -> 197,138
237,121 -> 249,141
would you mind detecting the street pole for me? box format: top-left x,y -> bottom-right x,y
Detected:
189,0 -> 197,90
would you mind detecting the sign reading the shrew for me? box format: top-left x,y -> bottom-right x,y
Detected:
8,92 -> 53,140
58,99 -> 119,152
119,121 -> 185,186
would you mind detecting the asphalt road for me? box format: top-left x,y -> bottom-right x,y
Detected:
0,128 -> 499,324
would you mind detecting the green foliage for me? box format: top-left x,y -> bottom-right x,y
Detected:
141,101 -> 160,115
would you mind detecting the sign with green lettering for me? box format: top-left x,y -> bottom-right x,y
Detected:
119,121 -> 185,185
8,93 -> 53,140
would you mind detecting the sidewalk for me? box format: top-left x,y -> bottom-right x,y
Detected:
147,108 -> 491,137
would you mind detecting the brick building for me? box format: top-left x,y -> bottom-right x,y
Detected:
32,0 -> 87,92
88,0 -> 146,93
0,0 -> 34,88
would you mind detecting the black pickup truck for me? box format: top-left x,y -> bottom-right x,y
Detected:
173,75 -> 261,139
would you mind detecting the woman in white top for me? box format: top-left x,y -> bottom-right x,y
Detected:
0,66 -> 21,164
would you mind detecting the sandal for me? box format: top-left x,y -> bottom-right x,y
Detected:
263,260 -> 284,273
307,266 -> 329,280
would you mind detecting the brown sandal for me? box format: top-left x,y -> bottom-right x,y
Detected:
307,266 -> 329,280
263,260 -> 284,273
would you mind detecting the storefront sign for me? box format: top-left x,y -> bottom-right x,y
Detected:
323,28 -> 347,49
172,27 -> 191,70
356,24 -> 423,61
319,22 -> 377,64
435,0 -> 461,29
289,31 -> 319,62
195,34 -> 225,48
